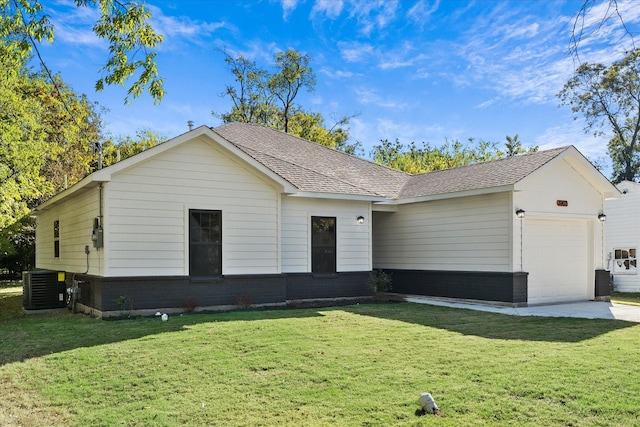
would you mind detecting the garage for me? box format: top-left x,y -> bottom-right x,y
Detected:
523,219 -> 591,305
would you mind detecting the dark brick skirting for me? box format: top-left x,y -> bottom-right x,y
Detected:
67,271 -> 373,314
384,269 -> 529,305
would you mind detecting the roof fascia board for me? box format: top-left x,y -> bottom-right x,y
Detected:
372,204 -> 398,212
32,175 -> 102,213
35,127 -> 213,212
36,126 -> 303,212
91,127 -> 211,181
287,192 -> 389,202
393,185 -> 515,205
99,125 -> 298,193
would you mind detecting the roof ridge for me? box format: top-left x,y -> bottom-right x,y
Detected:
397,145 -> 573,199
215,122 -> 411,178
238,145 -> 391,197
409,145 -> 571,177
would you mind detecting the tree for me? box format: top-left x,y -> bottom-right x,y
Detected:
504,134 -> 538,156
0,215 -> 34,278
370,138 -> 502,174
101,129 -> 166,167
219,54 -> 275,126
0,37 -> 104,272
0,40 -> 49,230
558,48 -> 640,182
0,0 -> 164,104
269,49 -> 316,133
217,49 -> 359,153
30,73 -> 104,196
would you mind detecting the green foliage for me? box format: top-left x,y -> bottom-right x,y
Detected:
0,38 -> 103,278
0,0 -> 164,104
505,134 -> 538,156
31,73 -> 104,196
269,49 -> 316,132
0,39 -> 49,229
113,295 -> 132,318
0,215 -> 35,278
367,269 -> 393,293
101,129 -> 166,167
217,49 -> 360,153
558,48 -> 640,183
371,137 -> 503,173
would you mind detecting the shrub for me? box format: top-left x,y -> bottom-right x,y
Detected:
367,270 -> 393,293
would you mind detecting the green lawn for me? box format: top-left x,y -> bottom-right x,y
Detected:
611,292 -> 640,306
2,285 -> 640,426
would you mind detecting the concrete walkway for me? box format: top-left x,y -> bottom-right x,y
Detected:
400,295 -> 640,323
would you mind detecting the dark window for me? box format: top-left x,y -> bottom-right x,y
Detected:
311,216 -> 336,274
189,210 -> 222,276
54,220 -> 60,258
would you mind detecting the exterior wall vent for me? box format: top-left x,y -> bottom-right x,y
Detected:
23,271 -> 67,310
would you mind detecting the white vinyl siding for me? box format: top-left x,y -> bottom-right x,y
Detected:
35,187 -> 103,275
373,193 -> 512,272
105,138 -> 280,276
281,197 -> 371,273
606,181 -> 640,291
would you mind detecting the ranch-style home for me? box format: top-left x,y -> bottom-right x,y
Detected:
31,123 -> 618,317
605,180 -> 640,292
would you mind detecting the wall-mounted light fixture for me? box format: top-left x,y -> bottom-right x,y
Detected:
356,215 -> 365,225
598,213 -> 606,222
515,209 -> 525,219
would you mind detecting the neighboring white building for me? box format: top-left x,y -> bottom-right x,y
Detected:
605,180 -> 640,292
31,123 -> 618,317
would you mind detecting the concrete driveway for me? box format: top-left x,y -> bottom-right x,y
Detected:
401,295 -> 640,323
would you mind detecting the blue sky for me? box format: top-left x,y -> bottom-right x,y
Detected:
38,0 -> 640,176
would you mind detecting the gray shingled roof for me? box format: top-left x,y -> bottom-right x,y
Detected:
399,146 -> 570,199
213,123 -> 409,198
212,123 -> 570,200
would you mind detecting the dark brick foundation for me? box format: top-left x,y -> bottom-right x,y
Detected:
67,271 -> 373,315
61,269 -> 538,316
385,269 -> 529,305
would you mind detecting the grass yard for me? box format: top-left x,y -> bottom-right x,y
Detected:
612,292 -> 640,306
2,285 -> 640,426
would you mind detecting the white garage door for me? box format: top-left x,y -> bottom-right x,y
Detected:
523,219 -> 590,305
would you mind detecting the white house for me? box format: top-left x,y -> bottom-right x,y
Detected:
605,180 -> 640,292
31,123 -> 618,317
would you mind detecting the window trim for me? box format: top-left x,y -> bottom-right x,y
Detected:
188,209 -> 222,278
53,220 -> 60,258
311,216 -> 337,275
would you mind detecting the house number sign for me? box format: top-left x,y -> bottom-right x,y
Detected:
556,200 -> 568,207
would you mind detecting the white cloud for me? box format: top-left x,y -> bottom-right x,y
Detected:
311,0 -> 344,19
338,41 -> 375,62
280,0 -> 300,20
146,6 -> 233,51
573,0 -> 640,59
406,0 -> 440,25
346,0 -> 400,36
48,1 -> 103,47
319,67 -> 360,78
432,4 -> 584,106
534,119 -> 612,176
378,42 -> 429,70
354,87 -> 407,109
474,98 -> 498,109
